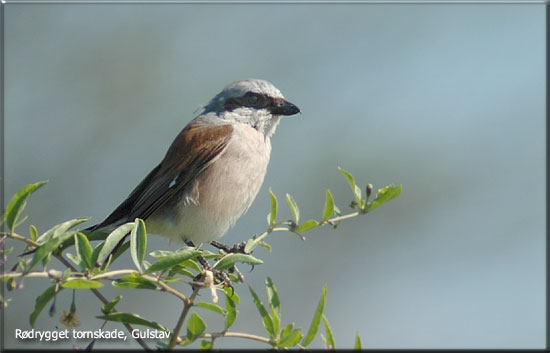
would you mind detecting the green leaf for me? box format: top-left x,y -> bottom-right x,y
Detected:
296,219 -> 320,233
259,241 -> 272,252
185,312 -> 206,344
29,225 -> 38,242
224,287 -> 240,303
145,248 -> 201,274
62,278 -> 103,289
367,184 -> 402,212
279,323 -> 294,342
112,274 -> 157,290
265,277 -> 281,335
285,193 -> 300,224
101,295 -> 122,315
244,238 -> 258,254
267,187 -> 278,226
212,253 -> 263,271
200,339 -> 213,350
224,292 -> 237,330
302,284 -> 327,346
97,312 -> 167,332
36,217 -> 89,244
30,284 -> 59,327
61,268 -> 71,281
74,232 -> 93,271
65,253 -> 81,267
194,301 -> 226,315
96,222 -> 135,266
27,218 -> 88,272
130,218 -> 147,273
278,326 -> 303,348
3,181 -> 47,232
338,167 -> 362,206
322,190 -> 335,222
322,314 -> 335,349
354,331 -> 362,350
90,242 -> 104,268
249,286 -> 275,339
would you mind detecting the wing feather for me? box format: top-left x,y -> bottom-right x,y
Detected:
91,121 -> 233,230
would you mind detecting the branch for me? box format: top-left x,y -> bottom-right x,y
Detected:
0,232 -> 152,352
53,253 -> 152,351
202,331 -> 273,345
167,280 -> 202,349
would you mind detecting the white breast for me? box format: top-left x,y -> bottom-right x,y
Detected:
147,123 -> 271,244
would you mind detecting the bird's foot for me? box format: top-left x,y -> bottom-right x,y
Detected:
186,240 -> 242,291
210,240 -> 248,254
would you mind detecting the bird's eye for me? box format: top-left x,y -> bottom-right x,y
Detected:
244,92 -> 260,104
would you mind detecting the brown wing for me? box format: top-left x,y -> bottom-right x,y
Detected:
91,121 -> 233,230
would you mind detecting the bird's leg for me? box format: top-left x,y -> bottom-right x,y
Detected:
185,240 -> 234,290
210,240 -> 248,254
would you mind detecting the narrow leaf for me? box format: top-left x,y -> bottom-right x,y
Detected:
278,328 -> 303,348
185,312 -> 206,344
74,232 -> 93,271
62,279 -> 103,289
130,218 -> 147,272
354,331 -> 362,350
322,189 -> 335,222
338,167 -> 362,205
296,219 -> 320,233
224,292 -> 237,330
285,193 -> 300,224
367,184 -> 402,212
249,286 -> 275,339
145,248 -> 201,274
267,187 -> 278,226
101,295 -> 122,315
279,323 -> 294,342
302,284 -> 327,346
96,222 -> 134,266
30,284 -> 59,327
224,287 -> 240,303
90,242 -> 104,268
322,314 -> 335,349
112,274 -> 157,290
29,225 -> 38,242
212,253 -> 263,271
27,226 -> 83,272
199,339 -> 213,350
194,301 -> 226,315
244,238 -> 257,254
265,277 -> 281,315
36,217 -> 89,244
3,181 -> 47,232
97,312 -> 167,332
266,277 -> 281,336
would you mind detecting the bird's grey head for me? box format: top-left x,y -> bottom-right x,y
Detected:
201,79 -> 300,137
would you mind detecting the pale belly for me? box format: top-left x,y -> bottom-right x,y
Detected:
146,124 -> 271,244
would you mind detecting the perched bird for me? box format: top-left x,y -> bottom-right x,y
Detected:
88,79 -> 300,247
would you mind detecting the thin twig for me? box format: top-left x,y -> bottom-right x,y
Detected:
201,331 -> 273,345
2,231 -> 40,247
167,282 -> 202,349
141,274 -> 189,303
3,232 -> 151,351
53,253 -> 151,351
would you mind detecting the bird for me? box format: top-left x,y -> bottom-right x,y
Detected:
87,78 -> 300,250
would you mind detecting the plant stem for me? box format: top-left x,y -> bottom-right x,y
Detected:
167,283 -> 201,350
52,253 -> 151,351
202,331 -> 273,345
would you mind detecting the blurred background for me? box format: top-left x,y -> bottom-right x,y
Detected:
2,2 -> 545,349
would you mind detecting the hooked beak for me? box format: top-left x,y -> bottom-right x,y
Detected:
270,99 -> 301,116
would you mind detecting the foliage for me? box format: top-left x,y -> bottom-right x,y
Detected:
1,167 -> 401,350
